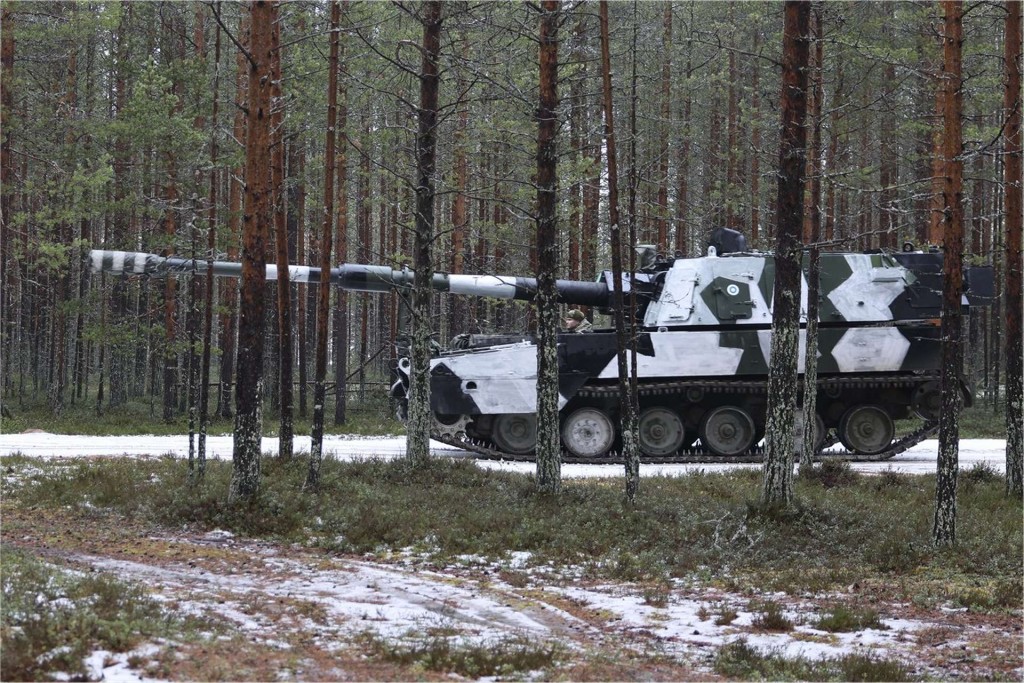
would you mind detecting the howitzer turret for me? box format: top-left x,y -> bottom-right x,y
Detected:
89,229 -> 993,463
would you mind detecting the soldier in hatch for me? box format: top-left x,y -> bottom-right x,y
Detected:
564,309 -> 593,333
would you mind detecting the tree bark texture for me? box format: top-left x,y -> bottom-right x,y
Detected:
656,3 -> 671,249
762,0 -> 810,507
933,0 -> 964,546
599,0 -> 640,502
800,3 -> 823,470
535,0 -> 561,494
308,0 -> 340,490
231,0 -> 275,502
332,14 -> 349,427
218,9 -> 249,420
1003,0 -> 1022,498
270,10 -> 293,460
198,2 -> 222,479
406,1 -> 443,463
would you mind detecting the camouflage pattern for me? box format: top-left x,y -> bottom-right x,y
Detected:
89,239 -> 990,458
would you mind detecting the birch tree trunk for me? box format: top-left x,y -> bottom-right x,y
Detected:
933,0 -> 964,546
762,0 -> 810,507
535,0 -> 561,494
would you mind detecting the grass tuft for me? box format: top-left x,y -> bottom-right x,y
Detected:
352,630 -> 561,678
4,454 -> 1021,602
0,547 -> 203,681
814,604 -> 887,632
750,599 -> 794,632
799,459 -> 859,488
714,639 -> 914,681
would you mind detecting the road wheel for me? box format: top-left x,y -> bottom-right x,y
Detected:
700,406 -> 756,456
911,381 -> 941,421
562,408 -> 615,458
638,407 -> 686,456
492,414 -> 537,455
838,405 -> 894,455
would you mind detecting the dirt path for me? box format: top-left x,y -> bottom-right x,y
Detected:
3,504 -> 1021,681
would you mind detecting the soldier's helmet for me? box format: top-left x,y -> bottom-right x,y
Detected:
566,309 -> 585,322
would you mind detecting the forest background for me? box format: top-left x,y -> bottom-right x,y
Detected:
0,0 -> 1017,434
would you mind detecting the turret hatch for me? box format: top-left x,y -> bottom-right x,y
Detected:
644,265 -> 698,327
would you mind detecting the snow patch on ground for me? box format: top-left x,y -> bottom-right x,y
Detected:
0,433 -> 1010,476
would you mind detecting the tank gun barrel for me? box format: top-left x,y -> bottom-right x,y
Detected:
88,249 -> 612,306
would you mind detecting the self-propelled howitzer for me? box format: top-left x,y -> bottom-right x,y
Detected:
88,231 -> 991,464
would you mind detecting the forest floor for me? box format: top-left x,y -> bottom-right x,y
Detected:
3,498 -> 1021,682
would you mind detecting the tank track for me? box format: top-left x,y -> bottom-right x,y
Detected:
432,374 -> 941,465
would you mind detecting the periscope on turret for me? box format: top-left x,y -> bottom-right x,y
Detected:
88,228 -> 993,462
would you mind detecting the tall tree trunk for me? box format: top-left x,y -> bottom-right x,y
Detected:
293,138 -> 307,418
232,0 -> 276,502
675,51 -> 691,255
568,18 -> 585,280
726,2 -> 739,229
750,30 -> 761,245
332,6 -> 349,427
308,0 -> 341,490
1003,0 -> 1022,497
218,10 -> 248,419
270,11 -> 293,460
357,116 -> 370,402
51,13 -> 78,417
800,3 -> 823,470
933,0 -> 964,546
762,0 -> 810,508
929,9 -> 947,247
449,30 -> 469,344
198,2 -> 222,480
406,0 -> 443,463
535,0 -> 561,494
599,0 -> 640,503
656,3 -> 671,249
162,14 -> 182,423
1,3 -> 14,419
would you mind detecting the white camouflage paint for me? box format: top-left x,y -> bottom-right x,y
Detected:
597,331 -> 746,379
826,254 -> 907,322
429,343 -> 543,413
446,275 -> 520,299
830,327 -> 912,372
265,264 -> 317,282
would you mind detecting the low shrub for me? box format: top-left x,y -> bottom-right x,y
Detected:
0,547 -> 200,681
814,605 -> 887,632
351,630 -> 561,678
713,639 -> 913,681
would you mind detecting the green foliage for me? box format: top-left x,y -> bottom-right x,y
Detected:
814,605 -> 887,632
2,392 -> 402,438
351,630 -> 562,678
798,459 -> 859,488
714,639 -> 914,682
5,456 -> 1020,603
0,547 -> 197,682
750,600 -> 794,632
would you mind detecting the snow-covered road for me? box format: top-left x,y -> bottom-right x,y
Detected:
0,431 -> 1009,476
